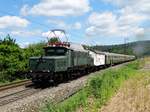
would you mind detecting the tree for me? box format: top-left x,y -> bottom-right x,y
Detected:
2,34 -> 16,45
0,34 -> 25,81
0,35 -> 46,82
48,37 -> 60,43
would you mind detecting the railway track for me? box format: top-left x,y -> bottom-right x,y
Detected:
0,88 -> 41,106
0,80 -> 32,91
0,79 -> 37,106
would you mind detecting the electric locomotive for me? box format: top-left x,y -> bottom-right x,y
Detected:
27,30 -> 93,83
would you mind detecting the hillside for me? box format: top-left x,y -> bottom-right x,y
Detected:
92,40 -> 150,57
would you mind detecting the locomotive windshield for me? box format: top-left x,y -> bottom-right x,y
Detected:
44,47 -> 67,56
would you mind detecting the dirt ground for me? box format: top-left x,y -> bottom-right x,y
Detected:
100,58 -> 150,112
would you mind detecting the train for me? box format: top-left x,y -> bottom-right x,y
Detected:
27,41 -> 135,83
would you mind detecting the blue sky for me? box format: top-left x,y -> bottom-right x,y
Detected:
0,0 -> 149,47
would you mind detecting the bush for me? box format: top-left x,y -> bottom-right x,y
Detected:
0,35 -> 45,83
43,90 -> 88,112
125,61 -> 140,70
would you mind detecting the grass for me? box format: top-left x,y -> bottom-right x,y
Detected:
100,70 -> 150,112
43,90 -> 88,112
42,60 -> 142,112
0,70 -> 26,85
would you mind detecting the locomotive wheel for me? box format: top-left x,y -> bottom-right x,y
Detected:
63,72 -> 70,81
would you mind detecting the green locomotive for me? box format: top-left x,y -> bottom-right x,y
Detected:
28,42 -> 94,83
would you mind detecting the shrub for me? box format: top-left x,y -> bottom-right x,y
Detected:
43,90 -> 88,112
0,35 -> 45,83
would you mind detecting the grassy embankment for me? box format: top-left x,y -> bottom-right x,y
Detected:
42,59 -> 144,112
100,67 -> 150,112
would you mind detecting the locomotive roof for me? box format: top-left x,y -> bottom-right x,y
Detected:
69,43 -> 87,52
30,56 -> 66,59
44,42 -> 87,52
90,49 -> 134,57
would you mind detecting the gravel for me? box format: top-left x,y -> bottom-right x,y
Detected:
0,86 -> 27,98
0,76 -> 89,112
0,64 -> 127,112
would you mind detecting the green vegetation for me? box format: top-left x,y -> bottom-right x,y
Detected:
0,35 -> 25,83
92,40 -> 150,57
43,90 -> 88,112
42,60 -> 141,112
48,37 -> 60,43
0,35 -> 45,83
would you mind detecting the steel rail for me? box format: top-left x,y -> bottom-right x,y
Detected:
0,88 -> 41,106
0,80 -> 32,91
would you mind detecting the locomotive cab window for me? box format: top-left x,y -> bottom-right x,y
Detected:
44,47 -> 67,56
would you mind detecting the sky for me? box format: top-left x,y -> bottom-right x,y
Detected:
0,0 -> 149,47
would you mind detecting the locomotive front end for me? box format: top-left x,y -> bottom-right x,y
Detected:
28,57 -> 55,81
27,45 -> 69,83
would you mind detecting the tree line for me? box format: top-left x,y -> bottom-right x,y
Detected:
0,35 -> 45,83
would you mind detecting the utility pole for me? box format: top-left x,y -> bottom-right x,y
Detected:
124,38 -> 128,54
124,37 -> 129,61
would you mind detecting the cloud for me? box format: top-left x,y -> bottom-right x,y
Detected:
104,0 -> 135,7
42,30 -> 65,38
86,12 -> 118,36
0,16 -> 29,29
11,30 -> 42,37
72,22 -> 82,29
86,0 -> 149,40
42,30 -> 68,41
47,19 -> 68,29
86,11 -> 146,37
19,42 -> 30,48
20,0 -> 91,17
42,31 -> 51,37
104,0 -> 150,18
20,4 -> 29,16
48,19 -> 82,30
118,7 -> 146,26
0,31 -> 4,35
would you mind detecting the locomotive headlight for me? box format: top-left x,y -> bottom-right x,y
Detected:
30,70 -> 32,72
